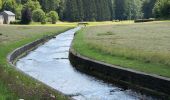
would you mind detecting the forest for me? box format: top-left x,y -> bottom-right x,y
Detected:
0,0 -> 169,22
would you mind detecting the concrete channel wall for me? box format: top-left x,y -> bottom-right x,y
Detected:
8,36 -> 51,63
7,34 -> 73,100
69,46 -> 170,99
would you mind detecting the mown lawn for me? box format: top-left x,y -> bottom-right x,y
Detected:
0,25 -> 71,99
73,21 -> 170,78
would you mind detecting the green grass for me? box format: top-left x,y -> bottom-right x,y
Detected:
0,82 -> 17,100
29,21 -> 134,27
30,21 -> 78,27
73,21 -> 170,78
0,25 -> 72,99
84,20 -> 134,26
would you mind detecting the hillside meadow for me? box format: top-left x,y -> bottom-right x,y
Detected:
73,21 -> 170,77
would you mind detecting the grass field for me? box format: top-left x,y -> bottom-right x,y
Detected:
0,25 -> 71,99
73,21 -> 170,78
30,21 -> 134,27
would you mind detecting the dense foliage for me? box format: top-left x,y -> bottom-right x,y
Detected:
47,11 -> 59,24
0,0 -> 2,9
153,0 -> 170,18
0,0 -> 169,22
32,9 -> 45,22
21,7 -> 32,24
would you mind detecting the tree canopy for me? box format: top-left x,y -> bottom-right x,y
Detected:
21,7 -> 32,24
0,0 -> 169,22
153,0 -> 170,18
32,9 -> 45,22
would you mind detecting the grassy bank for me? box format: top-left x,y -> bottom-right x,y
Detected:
73,21 -> 170,78
0,25 -> 72,99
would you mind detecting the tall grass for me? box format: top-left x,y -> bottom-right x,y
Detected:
73,21 -> 170,77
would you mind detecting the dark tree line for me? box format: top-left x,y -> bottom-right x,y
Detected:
64,0 -> 113,21
0,0 -> 169,22
63,0 -> 157,21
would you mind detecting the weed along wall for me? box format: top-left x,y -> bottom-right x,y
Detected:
69,46 -> 170,99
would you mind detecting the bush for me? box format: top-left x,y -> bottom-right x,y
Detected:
21,7 -> 32,24
134,18 -> 155,23
41,16 -> 46,24
47,11 -> 59,24
32,9 -> 45,22
10,20 -> 21,24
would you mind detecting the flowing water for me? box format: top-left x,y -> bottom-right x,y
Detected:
16,27 -> 156,100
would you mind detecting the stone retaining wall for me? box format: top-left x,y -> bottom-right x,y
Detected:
69,46 -> 170,99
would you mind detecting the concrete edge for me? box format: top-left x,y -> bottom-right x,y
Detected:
7,32 -> 74,100
69,34 -> 170,98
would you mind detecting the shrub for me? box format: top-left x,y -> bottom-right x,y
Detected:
10,20 -> 21,24
41,16 -> 46,24
21,7 -> 32,24
32,9 -> 45,22
47,11 -> 59,24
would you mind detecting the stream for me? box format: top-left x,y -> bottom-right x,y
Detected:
16,27 -> 156,100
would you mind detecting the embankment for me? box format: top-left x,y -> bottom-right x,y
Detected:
69,40 -> 170,99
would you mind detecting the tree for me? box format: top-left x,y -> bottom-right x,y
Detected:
115,0 -> 126,20
23,0 -> 41,11
47,11 -> 59,24
102,0 -> 112,20
2,0 -> 16,11
125,0 -> 143,20
57,0 -> 65,20
64,0 -> 113,21
15,4 -> 23,19
114,0 -> 144,20
76,0 -> 84,21
64,0 -> 78,21
32,9 -> 45,22
95,0 -> 103,21
21,7 -> 32,24
39,0 -> 60,12
108,0 -> 116,20
2,0 -> 168,22
153,0 -> 170,18
47,0 -> 60,11
21,0 -> 29,4
0,0 -> 2,10
83,0 -> 96,21
142,0 -> 156,19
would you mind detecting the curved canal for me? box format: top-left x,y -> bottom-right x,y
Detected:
16,27 -> 155,100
